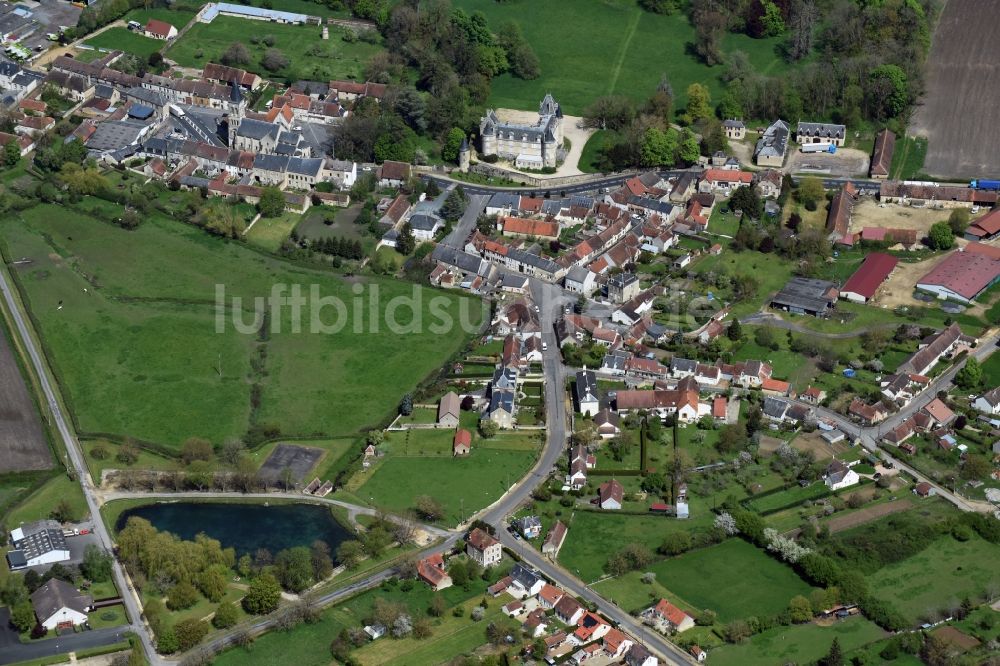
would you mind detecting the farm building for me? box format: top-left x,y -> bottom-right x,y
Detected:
826,185 -> 857,238
754,119 -> 790,167
770,277 -> 839,316
896,322 -> 975,376
840,252 -> 898,302
796,121 -> 846,146
916,248 -> 1000,303
6,520 -> 70,570
869,129 -> 895,178
964,208 -> 1000,241
200,2 -> 312,24
879,181 -> 997,208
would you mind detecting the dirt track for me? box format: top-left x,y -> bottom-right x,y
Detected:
911,0 -> 1000,178
0,327 -> 51,472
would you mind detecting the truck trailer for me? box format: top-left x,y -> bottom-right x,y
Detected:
970,179 -> 1000,191
800,143 -> 837,154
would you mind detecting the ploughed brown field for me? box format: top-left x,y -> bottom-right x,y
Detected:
911,0 -> 1000,178
0,326 -> 51,472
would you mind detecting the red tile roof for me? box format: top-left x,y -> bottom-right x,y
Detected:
467,527 -> 498,551
713,397 -> 727,418
598,479 -> 624,505
870,129 -> 895,177
841,252 -> 898,300
453,428 -> 472,453
703,168 -> 753,184
918,250 -> 1000,301
144,19 -> 175,37
966,209 -> 1000,238
654,598 -> 691,626
500,216 -> 559,238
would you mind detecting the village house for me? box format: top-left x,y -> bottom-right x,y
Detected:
824,460 -> 860,490
800,386 -> 827,405
603,629 -> 634,660
573,611 -> 612,644
377,160 -> 411,188
754,169 -> 783,198
626,644 -> 659,666
643,598 -> 695,634
849,398 -> 888,425
417,553 -> 452,590
555,595 -> 585,625
594,408 -> 621,439
542,521 -> 568,557
31,579 -> 92,631
607,272 -> 641,303
897,323 -> 975,376
614,379 -> 707,423
466,527 -> 503,567
597,479 -> 624,510
143,18 -> 177,39
515,515 -> 543,539
698,168 -> 753,195
974,387 -> 1000,415
508,564 -> 545,599
723,118 -> 746,139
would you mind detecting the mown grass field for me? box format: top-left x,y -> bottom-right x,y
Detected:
452,0 -> 790,115
867,534 -> 1000,624
645,539 -> 814,622
356,432 -> 538,524
84,28 -> 164,60
0,204 -> 479,449
709,617 -> 886,666
165,16 -> 382,83
6,474 -> 88,525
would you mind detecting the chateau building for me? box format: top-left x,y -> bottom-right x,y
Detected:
480,94 -> 563,169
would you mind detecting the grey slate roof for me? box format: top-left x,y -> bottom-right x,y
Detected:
286,156 -> 323,176
574,369 -> 598,405
31,579 -> 92,619
253,153 -> 289,172
236,118 -> 280,141
432,246 -> 486,275
489,389 -> 515,414
487,192 -> 520,210
763,397 -> 789,419
755,119 -> 790,159
408,213 -> 441,231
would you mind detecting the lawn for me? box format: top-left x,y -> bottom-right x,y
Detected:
1,203 -> 479,449
557,510 -> 710,583
867,534 -> 1000,624
890,136 -> 929,181
708,617 -> 886,666
356,448 -> 536,524
708,205 -> 742,238
647,539 -> 814,622
731,339 -> 805,380
746,482 -> 830,514
979,352 -> 1000,387
165,17 -> 383,84
88,604 -> 128,629
578,130 -> 616,173
246,212 -> 302,252
693,251 -> 795,319
84,28 -> 164,60
452,0 -> 791,115
6,474 -> 88,526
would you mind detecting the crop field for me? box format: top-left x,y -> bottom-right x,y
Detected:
451,0 -> 789,115
911,0 -> 1000,178
84,28 -> 164,60
0,323 -> 50,472
867,534 -> 1000,624
709,617 -> 886,666
165,17 -> 383,84
0,203 -> 478,449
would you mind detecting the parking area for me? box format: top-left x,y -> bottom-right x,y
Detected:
257,443 -> 325,486
786,147 -> 870,177
2,0 -> 81,55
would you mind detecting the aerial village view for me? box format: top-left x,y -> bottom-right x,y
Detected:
0,0 -> 997,664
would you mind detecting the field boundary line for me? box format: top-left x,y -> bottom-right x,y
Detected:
607,9 -> 641,95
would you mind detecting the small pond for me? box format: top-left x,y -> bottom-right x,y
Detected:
115,501 -> 352,556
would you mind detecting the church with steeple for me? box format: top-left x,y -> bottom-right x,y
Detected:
479,94 -> 563,169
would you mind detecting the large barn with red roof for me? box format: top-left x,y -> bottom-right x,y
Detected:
840,252 -> 898,302
916,246 -> 1000,303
